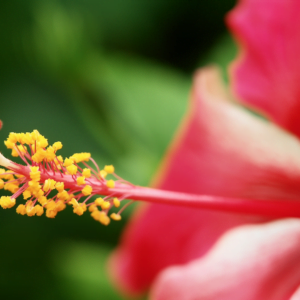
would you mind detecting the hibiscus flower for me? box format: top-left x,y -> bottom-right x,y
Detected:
109,0 -> 300,299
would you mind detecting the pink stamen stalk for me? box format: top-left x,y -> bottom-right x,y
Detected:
9,160 -> 300,218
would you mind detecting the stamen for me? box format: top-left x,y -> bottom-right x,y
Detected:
1,130 -> 300,225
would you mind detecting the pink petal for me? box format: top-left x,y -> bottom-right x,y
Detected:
109,67 -> 300,294
227,0 -> 300,137
150,219 -> 300,300
290,286 -> 300,300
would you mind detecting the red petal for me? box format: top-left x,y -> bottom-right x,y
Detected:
227,0 -> 300,137
109,67 -> 300,294
151,219 -> 300,300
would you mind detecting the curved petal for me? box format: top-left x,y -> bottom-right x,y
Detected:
109,67 -> 300,294
227,0 -> 300,137
150,219 -> 300,300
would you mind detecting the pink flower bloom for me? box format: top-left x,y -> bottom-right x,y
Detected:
109,0 -> 300,299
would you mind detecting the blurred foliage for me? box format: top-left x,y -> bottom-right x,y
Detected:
0,0 -> 237,299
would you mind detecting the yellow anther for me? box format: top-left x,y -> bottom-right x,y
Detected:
0,196 -> 16,209
76,176 -> 86,185
99,212 -> 110,226
4,183 -> 19,193
46,209 -> 57,218
23,132 -> 34,144
91,210 -> 101,221
113,197 -> 120,208
55,182 -> 64,192
63,158 -> 74,167
57,190 -> 69,201
29,166 -> 40,182
38,196 -> 48,205
53,142 -> 62,150
110,213 -> 122,221
23,190 -> 31,200
82,168 -> 91,178
31,130 -> 40,142
16,204 -> 26,215
32,148 -> 46,163
0,169 -> 14,180
35,205 -> 44,216
4,139 -> 15,149
11,145 -> 27,157
43,179 -> 57,192
82,185 -> 92,196
26,203 -> 36,217
70,152 -> 91,163
101,201 -> 110,210
45,146 -> 56,162
67,164 -> 77,175
99,170 -> 107,179
33,189 -> 44,198
67,193 -> 74,201
45,200 -> 56,210
8,132 -> 18,143
0,179 -> 4,189
88,204 -> 98,212
37,135 -> 48,148
95,198 -> 104,206
69,198 -> 79,207
55,200 -> 66,212
106,179 -> 115,189
73,205 -> 85,216
104,165 -> 115,174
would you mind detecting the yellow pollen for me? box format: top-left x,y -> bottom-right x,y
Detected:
88,204 -> 98,212
43,179 -> 57,192
76,176 -> 86,185
57,190 -> 69,201
16,204 -> 26,215
55,182 -> 64,192
29,166 -> 41,182
95,198 -> 104,206
113,197 -> 120,208
70,152 -> 91,163
0,196 -> 16,209
11,145 -> 27,157
106,180 -> 115,189
99,212 -> 110,226
53,142 -> 62,150
45,200 -> 56,210
46,209 -> 57,218
0,131 -> 132,226
38,196 -> 48,205
99,170 -> 107,179
104,165 -> 114,174
55,200 -> 66,212
35,205 -> 44,216
4,182 -> 19,193
101,201 -> 110,210
66,164 -> 77,175
82,185 -> 92,196
63,158 -> 74,167
69,198 -> 79,207
23,190 -> 31,199
82,168 -> 91,178
110,213 -> 121,221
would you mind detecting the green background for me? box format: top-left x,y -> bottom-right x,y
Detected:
0,1 -> 236,299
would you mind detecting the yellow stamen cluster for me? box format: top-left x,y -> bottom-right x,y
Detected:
0,130 -> 126,225
0,196 -> 16,209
